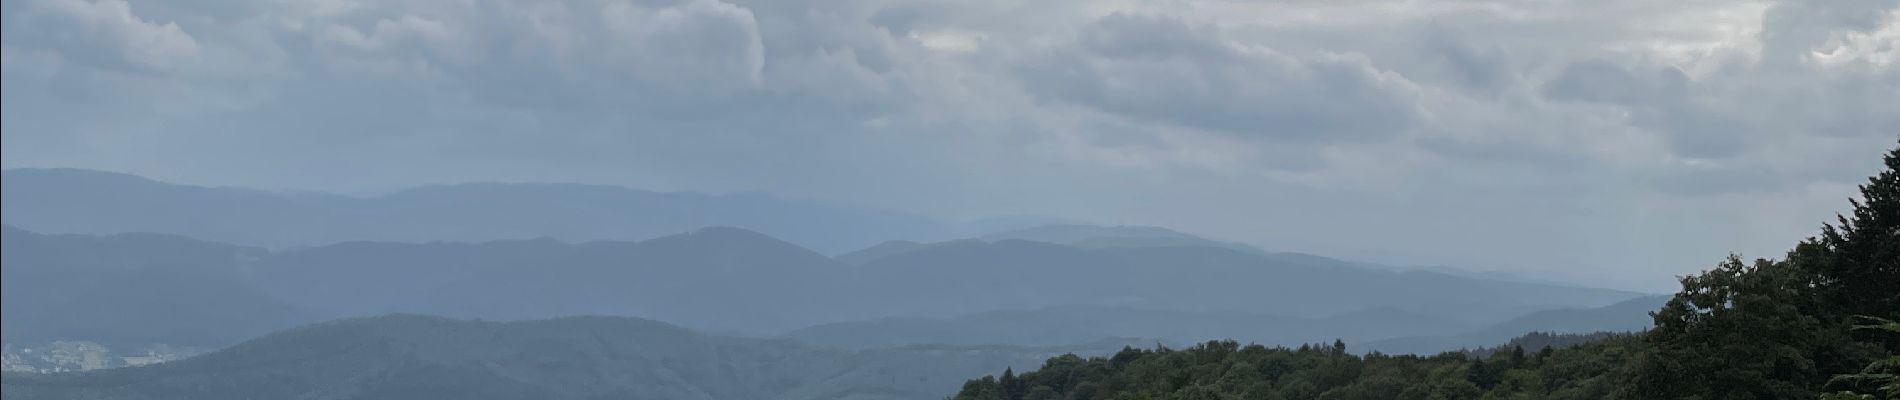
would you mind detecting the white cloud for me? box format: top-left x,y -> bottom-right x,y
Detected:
910,30 -> 984,53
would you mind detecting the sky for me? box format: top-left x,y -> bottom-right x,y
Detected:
2,0 -> 1897,292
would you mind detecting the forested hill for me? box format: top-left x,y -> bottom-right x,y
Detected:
952,335 -> 1644,400
954,142 -> 1900,399
0,315 -> 1136,400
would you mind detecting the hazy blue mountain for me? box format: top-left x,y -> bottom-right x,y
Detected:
245,229 -> 1640,334
1360,295 -> 1669,354
786,305 -> 1474,349
0,315 -> 1132,400
253,227 -> 854,335
2,226 -> 1645,351
844,240 -> 1642,325
0,226 -> 322,348
1400,264 -> 1583,287
979,224 -> 1269,254
866,224 -> 1584,290
0,168 -> 956,254
971,224 -> 1617,291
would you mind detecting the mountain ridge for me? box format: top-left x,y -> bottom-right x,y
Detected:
0,168 -> 962,254
2,225 -> 1646,356
0,314 -> 1137,400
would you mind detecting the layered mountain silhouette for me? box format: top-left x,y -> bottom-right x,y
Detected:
3,168 -> 1658,362
1359,295 -> 1669,354
848,224 -> 1518,284
978,224 -> 1269,254
0,315 -> 1131,400
0,168 -> 961,254
0,226 -> 323,348
2,225 -> 1644,354
840,239 -> 1637,325
785,305 -> 1474,349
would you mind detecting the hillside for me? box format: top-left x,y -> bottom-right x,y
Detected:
252,226 -> 855,334
253,231 -> 1637,334
789,298 -> 1655,356
850,225 -> 1560,289
949,333 -> 1643,400
0,226 -> 322,348
0,315 -> 1130,400
845,240 -> 1641,324
787,305 -> 1473,350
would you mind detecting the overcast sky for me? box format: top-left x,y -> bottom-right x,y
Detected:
3,0 -> 1897,291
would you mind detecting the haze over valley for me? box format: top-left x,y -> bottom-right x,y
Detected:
4,0 -> 1896,398
1,169 -> 1683,399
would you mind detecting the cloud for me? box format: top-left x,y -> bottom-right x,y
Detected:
599,0 -> 765,91
1540,59 -> 1756,159
3,0 -> 200,71
1759,0 -> 1900,65
1017,12 -> 1417,143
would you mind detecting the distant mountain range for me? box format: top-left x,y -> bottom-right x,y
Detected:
2,224 -> 1646,355
785,292 -> 1667,353
0,226 -> 323,348
840,239 -> 1639,325
979,224 -> 1270,254
2,168 -> 1588,288
786,305 -> 1474,349
0,313 -> 1648,400
2,168 -> 1661,365
1360,295 -> 1669,354
0,168 -> 966,254
845,225 -> 1560,286
0,315 -> 1137,400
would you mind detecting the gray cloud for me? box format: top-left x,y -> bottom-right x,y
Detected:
1759,0 -> 1900,65
4,0 -> 199,72
1018,12 -> 1416,143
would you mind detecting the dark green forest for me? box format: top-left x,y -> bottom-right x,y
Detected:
955,143 -> 1900,400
